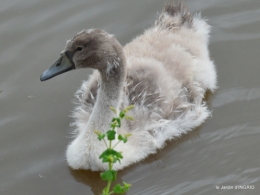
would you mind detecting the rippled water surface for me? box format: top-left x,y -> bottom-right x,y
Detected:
1,0 -> 260,194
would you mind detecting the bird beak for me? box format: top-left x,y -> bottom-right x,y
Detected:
40,52 -> 75,81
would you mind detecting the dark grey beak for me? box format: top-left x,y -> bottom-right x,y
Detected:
40,53 -> 75,81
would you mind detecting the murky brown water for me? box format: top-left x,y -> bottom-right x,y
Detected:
1,0 -> 260,194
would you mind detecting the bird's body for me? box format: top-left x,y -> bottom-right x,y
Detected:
41,2 -> 217,171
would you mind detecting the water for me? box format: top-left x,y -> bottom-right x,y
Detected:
1,0 -> 260,194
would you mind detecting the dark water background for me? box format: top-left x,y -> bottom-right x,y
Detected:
1,0 -> 260,194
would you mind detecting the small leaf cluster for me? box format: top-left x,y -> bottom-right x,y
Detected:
113,182 -> 131,194
94,105 -> 134,195
100,149 -> 123,164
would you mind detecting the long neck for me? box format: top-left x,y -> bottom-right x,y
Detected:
86,56 -> 126,133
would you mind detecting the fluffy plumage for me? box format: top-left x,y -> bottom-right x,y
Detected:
43,2 -> 217,171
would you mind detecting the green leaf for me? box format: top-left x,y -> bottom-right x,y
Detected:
100,170 -> 117,181
98,134 -> 106,141
112,118 -> 121,128
125,115 -> 134,121
94,130 -> 106,141
100,155 -> 112,163
123,105 -> 134,113
110,106 -> 117,114
119,111 -> 125,118
94,130 -> 100,135
110,122 -> 117,129
118,134 -> 127,143
107,130 -> 116,141
113,182 -> 131,194
99,149 -> 123,163
113,184 -> 125,193
99,149 -> 110,161
118,134 -> 132,143
122,182 -> 131,192
117,119 -> 121,127
124,133 -> 132,138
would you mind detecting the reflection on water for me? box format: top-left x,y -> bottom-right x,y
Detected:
70,128 -> 201,195
1,0 -> 260,195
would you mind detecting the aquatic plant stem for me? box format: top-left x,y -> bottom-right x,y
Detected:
97,106 -> 134,195
104,140 -> 113,194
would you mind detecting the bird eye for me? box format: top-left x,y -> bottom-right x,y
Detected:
76,46 -> 83,51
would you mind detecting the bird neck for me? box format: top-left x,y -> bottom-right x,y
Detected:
86,54 -> 126,134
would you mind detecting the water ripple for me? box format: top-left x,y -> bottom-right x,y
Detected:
212,87 -> 260,108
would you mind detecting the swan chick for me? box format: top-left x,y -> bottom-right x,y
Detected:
40,2 -> 217,171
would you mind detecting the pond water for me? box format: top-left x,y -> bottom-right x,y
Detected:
1,0 -> 260,194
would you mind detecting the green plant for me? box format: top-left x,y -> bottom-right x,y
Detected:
94,105 -> 134,195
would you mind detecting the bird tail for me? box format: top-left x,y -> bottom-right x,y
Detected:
155,2 -> 193,30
